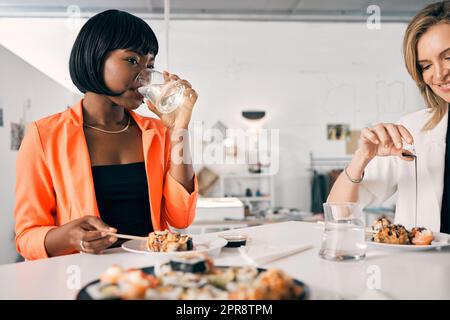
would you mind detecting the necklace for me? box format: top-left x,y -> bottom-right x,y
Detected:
83,113 -> 131,134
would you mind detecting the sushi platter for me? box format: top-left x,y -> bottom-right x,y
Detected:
77,253 -> 309,300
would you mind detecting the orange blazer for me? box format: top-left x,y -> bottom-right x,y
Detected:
14,100 -> 198,260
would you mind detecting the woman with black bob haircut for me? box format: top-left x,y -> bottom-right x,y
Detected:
14,9 -> 199,260
70,9 -> 159,97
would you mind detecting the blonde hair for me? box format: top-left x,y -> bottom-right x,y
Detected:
403,1 -> 450,130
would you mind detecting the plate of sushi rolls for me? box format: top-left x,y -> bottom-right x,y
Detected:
367,217 -> 450,251
121,230 -> 227,258
76,253 -> 309,300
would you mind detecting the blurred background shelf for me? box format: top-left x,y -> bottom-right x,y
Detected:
218,173 -> 275,215
236,196 -> 271,202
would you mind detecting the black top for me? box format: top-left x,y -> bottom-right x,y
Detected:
441,114 -> 450,234
91,162 -> 153,237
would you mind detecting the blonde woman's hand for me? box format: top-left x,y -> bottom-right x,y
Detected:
358,123 -> 415,161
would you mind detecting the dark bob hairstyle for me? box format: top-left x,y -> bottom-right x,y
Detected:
69,9 -> 159,96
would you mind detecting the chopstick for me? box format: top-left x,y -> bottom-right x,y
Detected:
105,232 -> 148,241
238,245 -> 314,266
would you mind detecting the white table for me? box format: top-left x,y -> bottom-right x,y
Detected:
1,221 -> 449,300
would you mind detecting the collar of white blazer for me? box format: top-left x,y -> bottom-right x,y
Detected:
422,109 -> 448,145
402,109 -> 448,231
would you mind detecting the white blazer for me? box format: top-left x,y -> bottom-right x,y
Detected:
359,109 -> 448,232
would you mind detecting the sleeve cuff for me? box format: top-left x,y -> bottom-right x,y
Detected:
163,172 -> 199,210
16,226 -> 58,260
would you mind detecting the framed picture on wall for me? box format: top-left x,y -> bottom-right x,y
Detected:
10,122 -> 25,151
327,124 -> 350,141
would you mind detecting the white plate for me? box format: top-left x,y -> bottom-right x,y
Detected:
121,234 -> 227,259
367,232 -> 450,251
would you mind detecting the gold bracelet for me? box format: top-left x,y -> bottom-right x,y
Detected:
344,165 -> 364,183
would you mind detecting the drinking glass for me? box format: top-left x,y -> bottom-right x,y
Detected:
136,68 -> 186,114
319,202 -> 366,261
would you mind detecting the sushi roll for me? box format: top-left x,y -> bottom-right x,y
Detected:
166,232 -> 180,242
146,232 -> 160,251
252,269 -> 296,300
161,272 -> 206,288
371,217 -> 392,232
99,264 -> 124,285
145,286 -> 184,300
182,285 -> 228,300
373,224 -> 410,245
169,253 -> 212,273
97,284 -> 121,300
154,262 -> 173,278
118,269 -> 156,300
165,241 -> 181,252
178,235 -> 193,251
235,266 -> 258,283
227,283 -> 255,300
409,227 -> 434,245
155,230 -> 169,237
206,268 -> 236,289
146,230 -> 193,252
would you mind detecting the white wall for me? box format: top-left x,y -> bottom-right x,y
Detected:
0,17 -> 424,264
168,20 -> 423,208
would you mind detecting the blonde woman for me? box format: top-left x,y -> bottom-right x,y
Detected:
328,1 -> 450,233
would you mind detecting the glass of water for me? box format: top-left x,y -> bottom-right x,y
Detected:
136,68 -> 186,114
319,202 -> 366,261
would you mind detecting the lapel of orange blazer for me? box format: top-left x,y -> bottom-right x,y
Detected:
63,100 -> 158,221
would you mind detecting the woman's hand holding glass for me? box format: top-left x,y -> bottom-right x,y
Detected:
137,69 -> 198,130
